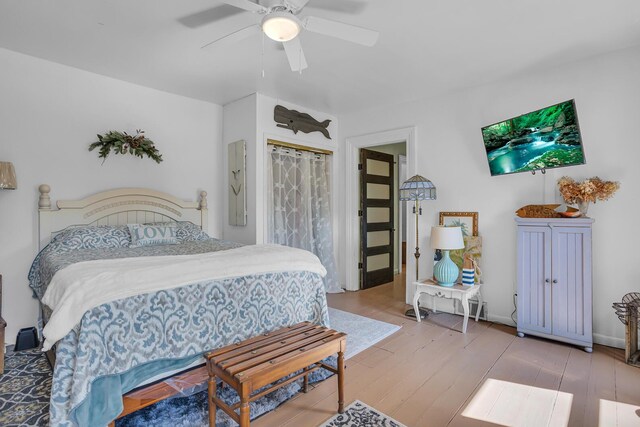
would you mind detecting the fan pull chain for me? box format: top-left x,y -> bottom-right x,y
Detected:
261,31 -> 265,78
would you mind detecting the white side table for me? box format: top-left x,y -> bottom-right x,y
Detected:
412,279 -> 483,333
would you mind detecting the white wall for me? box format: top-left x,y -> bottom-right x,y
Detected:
340,45 -> 640,348
0,48 -> 223,344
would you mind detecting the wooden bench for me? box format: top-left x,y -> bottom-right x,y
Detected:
205,322 -> 347,427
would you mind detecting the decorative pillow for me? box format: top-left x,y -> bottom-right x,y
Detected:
145,221 -> 210,242
128,224 -> 178,247
48,225 -> 131,252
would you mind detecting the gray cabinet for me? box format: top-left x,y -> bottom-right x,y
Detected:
515,217 -> 593,352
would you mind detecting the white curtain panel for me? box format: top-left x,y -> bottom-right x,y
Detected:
267,146 -> 342,293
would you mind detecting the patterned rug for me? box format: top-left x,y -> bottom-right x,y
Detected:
0,310 -> 401,426
0,347 -> 51,426
319,400 -> 407,427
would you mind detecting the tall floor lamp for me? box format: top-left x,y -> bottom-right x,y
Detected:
400,175 -> 436,319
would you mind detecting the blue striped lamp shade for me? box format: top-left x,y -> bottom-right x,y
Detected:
399,175 -> 436,201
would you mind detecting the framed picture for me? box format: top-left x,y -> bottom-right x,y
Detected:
439,211 -> 479,237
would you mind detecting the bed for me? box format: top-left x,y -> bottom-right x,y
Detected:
31,185 -> 329,427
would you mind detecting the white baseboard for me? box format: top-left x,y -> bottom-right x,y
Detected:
593,333 -> 625,349
488,313 -> 516,327
489,319 -> 624,349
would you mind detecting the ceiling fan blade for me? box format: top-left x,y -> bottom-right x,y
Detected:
218,0 -> 267,13
303,16 -> 379,46
305,0 -> 367,15
283,37 -> 308,72
284,0 -> 311,14
201,24 -> 261,50
178,5 -> 245,28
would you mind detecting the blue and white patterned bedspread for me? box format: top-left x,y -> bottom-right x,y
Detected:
29,236 -> 329,426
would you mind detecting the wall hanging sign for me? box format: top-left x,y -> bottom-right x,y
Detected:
228,140 -> 247,226
274,105 -> 332,139
89,129 -> 163,164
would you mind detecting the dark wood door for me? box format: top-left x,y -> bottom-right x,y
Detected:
360,149 -> 394,289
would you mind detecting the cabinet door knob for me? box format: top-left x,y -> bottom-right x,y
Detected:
545,279 -> 550,283
552,279 -> 558,284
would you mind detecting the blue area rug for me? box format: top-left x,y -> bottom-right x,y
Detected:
0,347 -> 51,426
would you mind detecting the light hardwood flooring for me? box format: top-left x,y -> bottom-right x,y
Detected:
253,273 -> 640,427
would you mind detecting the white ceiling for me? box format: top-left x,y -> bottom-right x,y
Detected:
1,0 -> 639,114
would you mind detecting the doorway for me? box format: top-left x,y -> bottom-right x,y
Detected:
345,127 -> 417,304
359,142 -> 407,289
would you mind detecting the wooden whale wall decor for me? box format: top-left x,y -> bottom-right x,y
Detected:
274,105 -> 332,139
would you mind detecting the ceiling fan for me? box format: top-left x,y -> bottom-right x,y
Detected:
201,0 -> 379,72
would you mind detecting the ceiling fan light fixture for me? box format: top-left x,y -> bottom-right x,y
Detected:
261,12 -> 301,42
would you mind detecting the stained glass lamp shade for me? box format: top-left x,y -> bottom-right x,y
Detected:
399,175 -> 436,201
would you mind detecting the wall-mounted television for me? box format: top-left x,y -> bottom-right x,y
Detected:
481,100 -> 585,176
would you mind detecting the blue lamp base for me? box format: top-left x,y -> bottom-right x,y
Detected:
433,250 -> 459,287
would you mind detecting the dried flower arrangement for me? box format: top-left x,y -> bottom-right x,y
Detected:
89,130 -> 163,164
557,176 -> 620,214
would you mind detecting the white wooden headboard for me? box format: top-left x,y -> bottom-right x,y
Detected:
38,185 -> 208,249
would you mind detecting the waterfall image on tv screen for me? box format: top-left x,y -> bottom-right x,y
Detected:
481,100 -> 585,176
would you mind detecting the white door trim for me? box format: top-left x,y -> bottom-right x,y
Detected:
344,127 -> 417,304
398,154 -> 407,274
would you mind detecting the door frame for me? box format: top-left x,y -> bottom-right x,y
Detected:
345,127 -> 417,303
398,154 -> 407,274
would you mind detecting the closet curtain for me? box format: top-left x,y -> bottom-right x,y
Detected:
267,145 -> 342,293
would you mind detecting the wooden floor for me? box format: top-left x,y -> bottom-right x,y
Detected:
253,273 -> 640,427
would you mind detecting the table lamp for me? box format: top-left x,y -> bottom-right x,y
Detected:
431,226 -> 464,287
0,162 -> 17,190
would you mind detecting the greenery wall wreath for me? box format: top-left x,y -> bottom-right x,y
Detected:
89,129 -> 163,164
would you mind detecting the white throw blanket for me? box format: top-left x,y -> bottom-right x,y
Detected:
41,244 -> 327,350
